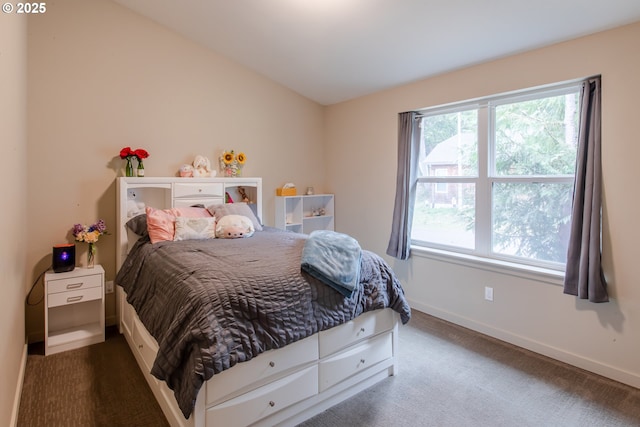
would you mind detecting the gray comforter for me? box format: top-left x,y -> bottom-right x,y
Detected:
115,227 -> 411,419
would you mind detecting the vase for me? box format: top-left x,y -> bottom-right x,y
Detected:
125,157 -> 134,177
223,165 -> 242,177
87,243 -> 96,269
137,159 -> 145,177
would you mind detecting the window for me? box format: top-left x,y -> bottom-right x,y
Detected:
411,83 -> 580,270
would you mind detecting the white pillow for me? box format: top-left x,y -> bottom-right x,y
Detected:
215,214 -> 255,239
173,216 -> 217,241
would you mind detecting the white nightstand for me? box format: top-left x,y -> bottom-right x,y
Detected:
44,265 -> 105,355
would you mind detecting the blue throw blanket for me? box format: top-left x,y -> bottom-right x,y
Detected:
301,230 -> 362,297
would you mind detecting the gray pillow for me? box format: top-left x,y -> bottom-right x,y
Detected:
207,202 -> 263,231
126,214 -> 148,236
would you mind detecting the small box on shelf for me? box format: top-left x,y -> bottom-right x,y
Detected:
276,187 -> 297,196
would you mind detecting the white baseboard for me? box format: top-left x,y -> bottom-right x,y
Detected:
10,343 -> 28,427
409,299 -> 640,390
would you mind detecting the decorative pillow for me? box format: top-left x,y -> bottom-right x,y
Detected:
215,214 -> 255,239
126,214 -> 148,236
146,206 -> 212,243
174,217 -> 217,241
207,202 -> 263,231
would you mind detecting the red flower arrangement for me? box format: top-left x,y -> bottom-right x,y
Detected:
120,147 -> 149,161
120,147 -> 150,177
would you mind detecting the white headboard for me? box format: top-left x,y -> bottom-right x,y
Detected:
116,177 -> 262,271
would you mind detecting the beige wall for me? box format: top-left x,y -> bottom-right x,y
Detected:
325,22 -> 640,387
25,0 -> 326,340
1,11 -> 28,427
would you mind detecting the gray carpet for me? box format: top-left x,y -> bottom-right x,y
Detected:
18,327 -> 170,427
18,311 -> 640,426
299,311 -> 640,427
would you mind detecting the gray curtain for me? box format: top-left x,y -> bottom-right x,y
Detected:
387,112 -> 420,260
563,76 -> 608,302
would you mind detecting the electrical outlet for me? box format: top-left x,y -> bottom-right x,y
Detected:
484,286 -> 494,301
106,280 -> 114,294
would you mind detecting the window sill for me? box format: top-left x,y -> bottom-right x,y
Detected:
409,246 -> 565,286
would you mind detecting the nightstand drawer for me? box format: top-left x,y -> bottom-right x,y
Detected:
174,183 -> 224,199
48,286 -> 102,308
47,273 -> 102,295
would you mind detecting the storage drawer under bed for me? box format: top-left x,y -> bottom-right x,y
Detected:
205,334 -> 318,406
205,365 -> 318,427
319,331 -> 393,392
318,308 -> 394,358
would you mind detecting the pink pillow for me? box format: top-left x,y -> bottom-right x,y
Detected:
145,206 -> 212,244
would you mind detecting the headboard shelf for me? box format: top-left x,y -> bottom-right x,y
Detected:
116,177 -> 262,270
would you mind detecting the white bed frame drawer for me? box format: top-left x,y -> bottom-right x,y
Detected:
173,183 -> 224,199
206,334 -> 318,406
47,286 -> 102,308
173,197 -> 224,208
205,365 -> 318,427
132,315 -> 160,373
318,308 -> 394,357
47,273 -> 102,294
319,332 -> 392,392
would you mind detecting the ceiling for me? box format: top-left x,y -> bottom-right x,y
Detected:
112,0 -> 640,105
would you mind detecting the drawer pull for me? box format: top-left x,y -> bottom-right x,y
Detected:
269,361 -> 275,368
138,344 -> 144,349
269,401 -> 275,407
67,295 -> 83,303
66,282 -> 83,289
360,358 -> 366,364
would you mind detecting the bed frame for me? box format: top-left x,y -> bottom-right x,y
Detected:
115,177 -> 401,427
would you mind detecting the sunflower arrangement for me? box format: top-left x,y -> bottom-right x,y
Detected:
219,150 -> 246,177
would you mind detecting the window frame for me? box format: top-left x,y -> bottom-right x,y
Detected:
411,81 -> 582,272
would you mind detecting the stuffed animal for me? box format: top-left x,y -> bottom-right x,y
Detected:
238,186 -> 250,203
192,155 -> 214,177
126,199 -> 145,217
215,215 -> 255,239
179,164 -> 194,177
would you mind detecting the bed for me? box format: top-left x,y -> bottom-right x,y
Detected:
115,177 -> 411,427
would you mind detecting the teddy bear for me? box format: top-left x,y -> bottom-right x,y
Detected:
215,215 -> 255,239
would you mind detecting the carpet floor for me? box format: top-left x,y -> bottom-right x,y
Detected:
18,311 -> 640,426
18,327 -> 169,427
300,311 -> 640,427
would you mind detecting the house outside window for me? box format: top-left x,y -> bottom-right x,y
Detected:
411,83 -> 580,270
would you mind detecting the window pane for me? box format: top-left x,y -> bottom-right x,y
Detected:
492,182 -> 573,263
412,182 -> 475,249
494,93 -> 579,176
420,111 -> 478,177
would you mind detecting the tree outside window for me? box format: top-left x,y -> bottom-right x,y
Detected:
411,85 -> 579,269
